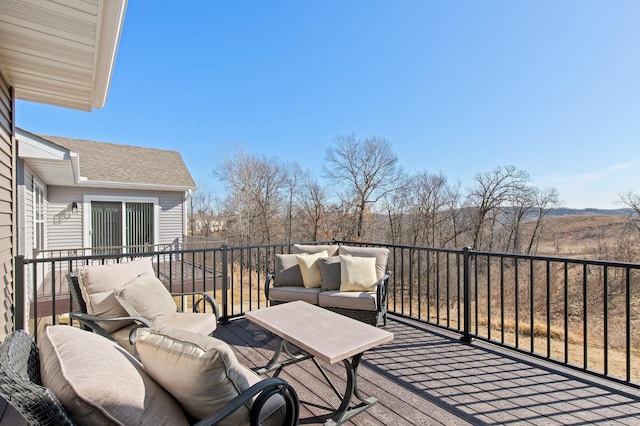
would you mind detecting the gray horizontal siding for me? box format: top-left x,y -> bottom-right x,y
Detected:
47,186 -> 185,250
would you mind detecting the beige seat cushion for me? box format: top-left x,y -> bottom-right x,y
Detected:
76,258 -> 155,333
339,255 -> 379,292
273,254 -> 305,286
136,327 -> 260,425
338,246 -> 390,280
296,250 -> 328,288
318,290 -> 378,311
165,311 -> 218,336
39,325 -> 188,426
292,244 -> 339,256
111,324 -> 139,356
114,273 -> 177,327
268,286 -> 322,305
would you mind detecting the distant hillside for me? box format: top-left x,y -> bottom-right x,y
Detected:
534,213 -> 639,260
546,207 -> 631,217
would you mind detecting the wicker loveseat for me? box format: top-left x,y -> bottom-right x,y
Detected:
0,326 -> 299,426
265,244 -> 391,326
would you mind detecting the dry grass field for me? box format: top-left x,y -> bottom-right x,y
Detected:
534,213 -> 640,261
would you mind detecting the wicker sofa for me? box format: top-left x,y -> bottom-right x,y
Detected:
0,326 -> 299,426
265,244 -> 390,326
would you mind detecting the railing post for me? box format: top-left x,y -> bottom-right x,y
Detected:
460,247 -> 473,343
220,244 -> 230,323
14,255 -> 26,331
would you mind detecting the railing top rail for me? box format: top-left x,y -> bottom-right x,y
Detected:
20,240 -> 640,270
470,248 -> 640,269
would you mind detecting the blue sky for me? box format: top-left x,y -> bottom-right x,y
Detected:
16,1 -> 640,209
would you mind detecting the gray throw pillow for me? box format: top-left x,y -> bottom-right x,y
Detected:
274,253 -> 304,286
318,255 -> 342,291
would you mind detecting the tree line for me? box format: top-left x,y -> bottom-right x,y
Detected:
191,134 -> 581,254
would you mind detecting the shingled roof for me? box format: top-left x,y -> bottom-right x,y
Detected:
38,134 -> 196,190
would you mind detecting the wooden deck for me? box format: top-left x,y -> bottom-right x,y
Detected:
215,314 -> 640,425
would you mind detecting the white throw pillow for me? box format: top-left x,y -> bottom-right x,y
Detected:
39,325 -> 189,425
296,250 -> 328,288
76,257 -> 155,333
339,255 -> 378,292
114,273 -> 177,327
136,327 -> 258,425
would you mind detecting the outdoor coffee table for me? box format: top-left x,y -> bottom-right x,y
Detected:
245,300 -> 394,426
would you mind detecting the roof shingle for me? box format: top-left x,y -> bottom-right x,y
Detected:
39,135 -> 196,189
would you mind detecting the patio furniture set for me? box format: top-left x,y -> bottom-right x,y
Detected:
0,246 -> 393,425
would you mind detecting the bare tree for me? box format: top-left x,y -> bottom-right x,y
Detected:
466,166 -> 531,250
525,187 -> 559,254
619,191 -> 640,232
283,162 -> 304,244
381,171 -> 411,245
215,148 -> 287,245
297,172 -> 329,241
190,183 -> 222,239
324,135 -> 400,238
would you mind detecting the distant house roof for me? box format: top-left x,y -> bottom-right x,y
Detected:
17,129 -> 197,191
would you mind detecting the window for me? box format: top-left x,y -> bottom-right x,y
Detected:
90,199 -> 156,254
33,184 -> 45,251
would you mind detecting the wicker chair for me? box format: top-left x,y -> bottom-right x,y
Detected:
0,330 -> 300,426
67,270 -> 220,350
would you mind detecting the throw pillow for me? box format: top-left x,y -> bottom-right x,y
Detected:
76,257 -> 156,333
296,250 -> 328,288
39,325 -> 188,426
339,255 -> 379,292
114,273 -> 177,327
317,255 -> 342,291
136,327 -> 258,425
274,253 -> 305,286
338,246 -> 390,280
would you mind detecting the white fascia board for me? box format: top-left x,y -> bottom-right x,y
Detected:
16,129 -> 71,161
92,0 -> 128,109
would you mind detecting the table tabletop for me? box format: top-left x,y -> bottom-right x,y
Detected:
245,301 -> 394,364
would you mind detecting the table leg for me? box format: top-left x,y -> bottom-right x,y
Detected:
254,337 -> 313,376
324,353 -> 377,426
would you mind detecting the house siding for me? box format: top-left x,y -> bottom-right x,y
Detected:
47,187 -> 186,250
0,74 -> 13,339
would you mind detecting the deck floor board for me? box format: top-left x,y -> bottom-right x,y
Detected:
215,314 -> 640,425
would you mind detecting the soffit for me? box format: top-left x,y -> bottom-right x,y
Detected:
0,0 -> 127,111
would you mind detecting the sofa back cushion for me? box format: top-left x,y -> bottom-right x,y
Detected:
338,246 -> 389,280
76,257 -> 155,333
136,327 -> 257,425
292,244 -> 339,256
39,325 -> 188,426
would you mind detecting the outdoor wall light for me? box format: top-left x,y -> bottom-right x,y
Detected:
71,202 -> 78,213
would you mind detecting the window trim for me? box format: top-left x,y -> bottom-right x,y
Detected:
32,179 -> 46,252
82,195 -> 159,250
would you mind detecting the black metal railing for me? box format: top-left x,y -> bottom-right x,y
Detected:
14,240 -> 640,388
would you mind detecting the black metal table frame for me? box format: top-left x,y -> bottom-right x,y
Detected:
255,337 -> 377,426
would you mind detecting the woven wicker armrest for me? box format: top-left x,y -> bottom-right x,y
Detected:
171,292 -> 220,320
0,330 -> 75,426
193,377 -> 299,426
